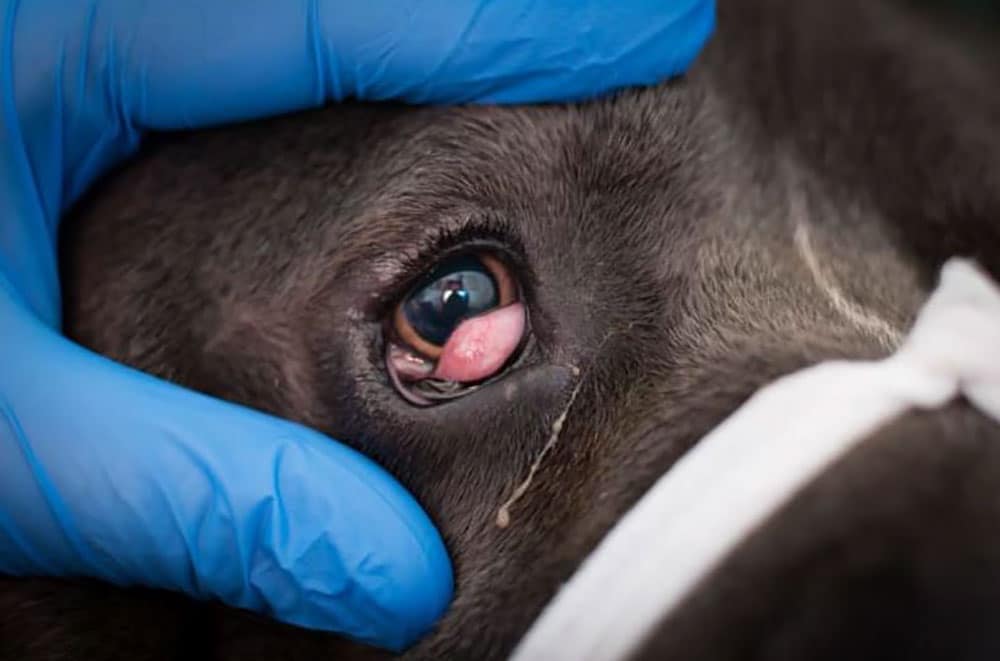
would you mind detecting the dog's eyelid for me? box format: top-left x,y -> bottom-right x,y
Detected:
366,215 -> 527,316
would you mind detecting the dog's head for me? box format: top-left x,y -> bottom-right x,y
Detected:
46,1 -> 1000,659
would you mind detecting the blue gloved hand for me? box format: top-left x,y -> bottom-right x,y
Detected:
0,0 -> 714,651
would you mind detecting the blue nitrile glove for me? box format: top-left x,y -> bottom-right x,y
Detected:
0,0 -> 715,651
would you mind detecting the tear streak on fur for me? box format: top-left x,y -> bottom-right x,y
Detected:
793,221 -> 903,350
497,365 -> 582,529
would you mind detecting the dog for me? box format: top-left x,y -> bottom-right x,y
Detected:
3,0 -> 999,658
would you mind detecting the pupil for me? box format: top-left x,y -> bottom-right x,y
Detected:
403,255 -> 500,346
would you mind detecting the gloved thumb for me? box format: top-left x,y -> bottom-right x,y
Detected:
0,280 -> 452,651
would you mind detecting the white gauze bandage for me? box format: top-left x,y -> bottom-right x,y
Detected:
511,258 -> 1000,661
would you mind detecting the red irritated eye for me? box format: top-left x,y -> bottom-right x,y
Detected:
432,302 -> 525,381
385,252 -> 527,406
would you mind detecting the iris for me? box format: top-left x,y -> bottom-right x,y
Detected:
402,254 -> 500,347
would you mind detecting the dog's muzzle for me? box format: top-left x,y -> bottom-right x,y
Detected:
511,258 -> 1000,661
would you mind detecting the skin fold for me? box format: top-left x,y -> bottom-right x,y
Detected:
2,0 -> 999,659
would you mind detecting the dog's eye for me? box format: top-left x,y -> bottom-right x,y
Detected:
386,252 -> 526,406
400,254 -> 505,348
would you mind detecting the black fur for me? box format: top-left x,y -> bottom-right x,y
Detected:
3,0 -> 999,659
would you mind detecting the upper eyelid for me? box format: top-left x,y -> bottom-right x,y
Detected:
364,216 -> 526,320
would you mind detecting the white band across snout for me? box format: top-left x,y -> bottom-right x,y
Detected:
511,259 -> 1000,661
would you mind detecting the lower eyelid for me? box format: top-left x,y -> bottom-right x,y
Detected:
387,343 -> 436,380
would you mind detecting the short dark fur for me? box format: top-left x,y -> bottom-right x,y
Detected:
3,0 -> 999,658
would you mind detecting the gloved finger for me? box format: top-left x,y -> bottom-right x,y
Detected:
12,0 -> 715,209
0,282 -> 453,652
4,0 -> 714,322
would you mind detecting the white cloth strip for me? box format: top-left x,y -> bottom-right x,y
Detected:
510,259 -> 1000,661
